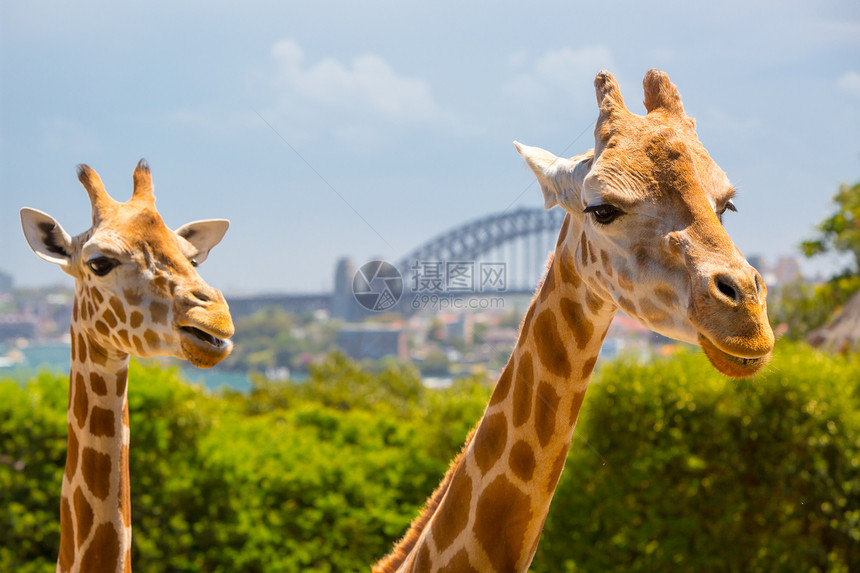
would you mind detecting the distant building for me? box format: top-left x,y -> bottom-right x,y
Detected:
0,314 -> 36,341
331,257 -> 366,321
773,256 -> 802,285
0,271 -> 12,294
226,293 -> 331,319
336,323 -> 407,361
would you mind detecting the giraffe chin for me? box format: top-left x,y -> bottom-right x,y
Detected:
698,334 -> 770,378
179,326 -> 233,368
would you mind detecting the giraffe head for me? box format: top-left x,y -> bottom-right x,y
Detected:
516,69 -> 774,377
21,160 -> 234,368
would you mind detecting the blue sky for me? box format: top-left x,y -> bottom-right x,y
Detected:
2,0 -> 859,294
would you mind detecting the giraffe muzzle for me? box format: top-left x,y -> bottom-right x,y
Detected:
698,333 -> 771,378
178,318 -> 234,368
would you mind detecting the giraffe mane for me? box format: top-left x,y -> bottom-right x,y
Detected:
373,428 -> 477,572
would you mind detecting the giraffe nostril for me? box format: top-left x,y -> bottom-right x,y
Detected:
191,290 -> 212,303
755,273 -> 765,299
715,276 -> 739,303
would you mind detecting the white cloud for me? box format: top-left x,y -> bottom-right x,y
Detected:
504,45 -> 614,104
837,70 -> 860,99
269,39 -> 448,125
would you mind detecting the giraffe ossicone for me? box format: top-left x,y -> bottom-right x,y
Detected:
21,159 -> 235,573
375,69 -> 774,572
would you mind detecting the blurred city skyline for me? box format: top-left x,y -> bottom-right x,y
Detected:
2,0 -> 859,294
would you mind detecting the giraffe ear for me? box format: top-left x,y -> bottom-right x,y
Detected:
20,208 -> 74,272
514,142 -> 592,210
175,219 -> 229,265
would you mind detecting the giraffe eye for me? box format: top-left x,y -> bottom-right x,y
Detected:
584,204 -> 624,225
190,259 -> 199,268
87,257 -> 119,277
718,199 -> 737,224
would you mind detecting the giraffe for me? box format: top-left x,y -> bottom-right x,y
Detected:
374,69 -> 775,572
20,160 -> 235,573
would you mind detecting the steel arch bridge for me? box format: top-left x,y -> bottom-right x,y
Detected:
396,206 -> 567,294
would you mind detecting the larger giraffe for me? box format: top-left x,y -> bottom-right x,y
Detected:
20,161 -> 235,573
375,69 -> 774,572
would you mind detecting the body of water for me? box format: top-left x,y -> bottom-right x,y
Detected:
0,342 -> 252,392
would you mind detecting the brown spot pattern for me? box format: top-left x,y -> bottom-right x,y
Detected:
129,311 -> 144,329
618,296 -> 637,313
117,329 -> 130,347
95,320 -> 110,337
143,328 -> 160,350
81,447 -> 112,500
109,296 -> 127,323
546,449 -> 568,494
430,463 -> 473,552
474,475 -> 532,573
600,249 -> 613,277
77,332 -> 87,363
534,310 -> 572,378
123,288 -> 143,307
79,522 -> 119,573
120,445 -> 131,527
72,299 -> 79,322
556,214 -> 570,247
439,549 -> 479,573
149,301 -> 168,324
116,369 -> 128,397
513,352 -> 534,428
539,263 -> 555,304
580,232 -> 589,266
89,406 -> 115,438
474,413 -> 508,474
89,372 -> 108,396
73,373 -> 88,429
59,496 -> 75,571
132,335 -> 145,355
89,341 -> 107,366
654,285 -> 678,307
569,389 -> 588,424
535,382 -> 560,448
66,423 -> 79,481
581,356 -> 598,380
73,486 -> 93,548
560,298 -> 594,350
640,298 -> 667,323
91,287 -> 104,305
490,356 -> 515,406
584,290 -> 604,314
413,544 -> 430,571
153,275 -> 169,293
520,304 -> 536,340
509,440 -> 536,482
102,308 -> 117,329
617,266 -> 634,291
558,246 -> 582,288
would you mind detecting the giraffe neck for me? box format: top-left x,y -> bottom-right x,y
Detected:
58,292 -> 132,573
377,228 -> 617,572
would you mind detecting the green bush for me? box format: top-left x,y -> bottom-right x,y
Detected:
1,345 -> 858,572
537,344 -> 860,572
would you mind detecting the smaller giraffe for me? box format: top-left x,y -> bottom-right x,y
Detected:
374,69 -> 774,572
21,160 -> 235,573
